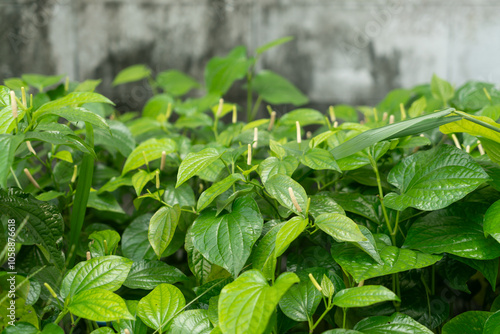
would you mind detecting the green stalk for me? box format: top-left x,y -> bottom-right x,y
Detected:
454,110 -> 500,133
246,71 -> 253,122
369,157 -> 394,240
68,123 -> 94,268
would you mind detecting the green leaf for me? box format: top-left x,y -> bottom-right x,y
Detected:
0,188 -> 64,269
197,173 -> 245,211
0,86 -> 12,107
87,192 -> 126,214
481,137 -> 500,165
256,36 -> 294,55
149,205 -> 181,259
164,182 -> 196,207
442,311 -> 491,334
167,309 -> 213,334
279,277 -> 322,322
252,223 -> 282,279
252,70 -> 308,106
484,310 -> 500,334
315,213 -> 367,242
219,270 -> 299,334
122,214 -> 156,261
60,255 -> 133,299
186,228 -> 213,284
89,229 -> 121,257
137,284 -> 186,332
33,92 -> 113,120
124,260 -> 187,290
95,120 -> 136,156
22,73 -> 63,91
440,113 -> 500,144
308,194 -> 345,219
36,107 -> 110,130
157,70 -> 200,96
321,275 -> 336,299
112,300 -> 149,334
258,156 -> 298,184
143,94 -> 175,119
408,96 -> 427,118
384,145 -> 489,211
484,199 -> 500,244
453,256 -> 499,291
301,148 -> 340,171
98,175 -> 133,194
132,170 -> 156,196
25,131 -> 94,155
176,148 -> 221,187
431,74 -> 455,105
123,138 -> 176,174
330,109 -> 459,160
35,190 -> 65,201
265,174 -> 308,215
275,216 -> 308,257
113,65 -> 151,86
331,237 -> 442,282
68,288 -> 134,321
74,79 -> 102,92
53,150 -> 73,163
90,328 -> 115,334
279,108 -> 325,126
191,197 -> 263,277
205,46 -> 250,95
0,134 -> 24,188
404,203 -> 500,260
354,312 -> 433,334
332,285 -> 399,308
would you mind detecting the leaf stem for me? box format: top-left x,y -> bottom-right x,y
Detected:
454,110 -> 500,134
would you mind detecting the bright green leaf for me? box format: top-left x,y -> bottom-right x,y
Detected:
123,138 -> 176,175
68,288 -> 134,321
149,205 -> 181,259
113,65 -> 151,86
252,70 -> 308,106
355,312 -> 433,334
315,213 -> 367,242
197,173 -> 245,211
124,260 -> 187,290
332,285 -> 399,308
275,216 -> 308,257
265,174 -> 308,215
176,148 -> 221,187
157,70 -> 200,96
442,311 -> 491,334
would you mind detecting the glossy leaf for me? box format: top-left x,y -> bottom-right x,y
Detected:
440,114 -> 500,144
137,284 -> 186,332
149,205 -> 181,259
190,197 -> 263,277
167,309 -> 213,334
279,277 -> 322,322
197,173 -> 245,211
442,311 -> 491,334
36,107 -> 109,129
384,145 -> 489,211
164,182 -> 196,207
113,64 -> 151,86
89,229 -> 121,257
68,288 -> 134,321
404,203 -> 500,260
484,199 -> 500,244
259,156 -> 298,184
354,312 -> 433,334
265,174 -> 308,215
123,138 -> 176,174
252,223 -> 282,279
33,92 -> 113,119
301,148 -> 341,171
0,134 -> 24,188
252,70 -> 308,106
124,260 -> 187,290
308,194 -> 345,219
332,285 -> 399,308
60,255 -> 133,299
176,148 -> 221,187
332,238 -> 442,282
315,213 -> 367,242
219,270 -> 299,334
484,310 -> 500,334
275,216 -> 308,257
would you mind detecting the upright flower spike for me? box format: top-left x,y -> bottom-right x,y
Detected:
306,131 -> 312,139
296,121 -> 302,143
10,91 -> 17,119
389,115 -> 395,124
142,151 -> 149,168
308,273 -> 322,292
155,170 -> 160,189
400,103 -> 407,120
26,141 -> 36,155
478,141 -> 485,155
451,134 -> 461,150
268,111 -> 276,131
329,106 -> 336,122
160,151 -> 166,171
24,168 -> 40,189
216,98 -> 224,118
232,105 -> 237,124
124,329 -> 131,334
465,145 -> 470,153
71,165 -> 78,183
333,121 -> 338,128
252,127 -> 258,148
288,187 -> 302,213
44,283 -> 58,299
21,87 -> 27,107
86,251 -> 91,260
382,112 -> 388,121
247,144 -> 252,165
166,103 -> 173,121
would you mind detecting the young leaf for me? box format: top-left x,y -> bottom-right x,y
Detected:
124,260 -> 187,290
205,46 -> 250,95
252,223 -> 282,280
137,284 -> 186,332
484,310 -> 500,334
33,92 -> 114,120
68,288 -> 134,321
113,64 -> 151,86
132,170 -> 156,196
148,205 -> 181,259
275,216 -> 308,257
0,134 -> 24,188
431,74 -> 454,105
176,148 -> 221,187
355,312 -> 433,334
265,174 -> 308,215
301,148 -> 341,171
197,173 -> 245,211
279,108 -> 325,126
384,145 -> 489,211
60,255 -> 133,299
156,70 -> 200,96
440,113 -> 500,144
167,309 -> 213,334
190,197 -> 263,277
35,107 -> 110,130
252,70 -> 308,106
441,311 -> 491,334
314,213 -> 367,242
256,36 -> 294,55
123,138 -> 176,175
219,270 -> 299,334
279,278 -> 322,322
484,200 -> 500,244
259,156 -> 298,184
332,285 -> 399,308
404,203 -> 500,260
22,73 -> 63,91
89,229 -> 121,257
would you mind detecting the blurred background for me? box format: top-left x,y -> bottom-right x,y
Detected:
1,0 -> 499,112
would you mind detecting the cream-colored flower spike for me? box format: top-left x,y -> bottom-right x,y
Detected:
71,165 -> 78,183
24,168 -> 40,189
389,115 -> 395,124
451,134 -> 461,149
329,106 -> 336,123
268,111 -> 276,131
232,105 -> 237,124
10,91 -> 17,119
253,127 -> 258,148
26,141 -> 36,155
478,141 -> 485,155
288,187 -> 302,213
160,151 -> 166,171
216,98 -> 224,117
247,144 -> 252,165
309,273 -> 322,292
296,121 -> 301,143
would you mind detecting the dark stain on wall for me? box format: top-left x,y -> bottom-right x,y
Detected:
368,41 -> 401,101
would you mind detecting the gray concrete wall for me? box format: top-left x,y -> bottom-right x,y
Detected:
1,0 -> 500,111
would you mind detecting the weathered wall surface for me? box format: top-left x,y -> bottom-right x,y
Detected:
1,0 -> 500,111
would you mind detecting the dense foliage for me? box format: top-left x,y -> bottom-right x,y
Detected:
1,37 -> 500,333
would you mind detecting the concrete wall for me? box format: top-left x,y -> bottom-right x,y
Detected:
1,0 -> 500,112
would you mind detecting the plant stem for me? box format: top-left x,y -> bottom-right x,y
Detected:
343,308 -> 348,328
370,157 -> 394,240
9,166 -> 22,189
54,309 -> 68,325
250,95 -> 262,122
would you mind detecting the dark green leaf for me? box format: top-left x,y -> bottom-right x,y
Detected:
124,260 -> 187,290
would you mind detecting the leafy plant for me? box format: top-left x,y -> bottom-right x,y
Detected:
1,41 -> 500,334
